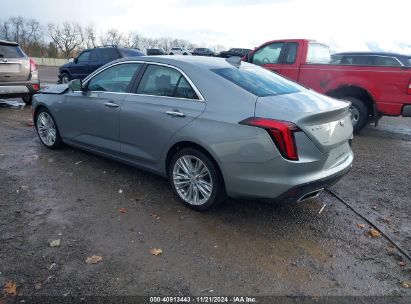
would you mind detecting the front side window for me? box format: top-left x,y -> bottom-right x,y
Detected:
252,42 -> 284,66
137,64 -> 198,99
77,51 -> 91,62
87,63 -> 142,93
212,65 -> 302,97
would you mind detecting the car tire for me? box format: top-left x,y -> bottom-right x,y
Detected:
343,96 -> 369,132
169,53 -> 174,55
35,108 -> 63,149
183,53 -> 188,55
61,73 -> 71,84
169,148 -> 226,211
22,95 -> 32,105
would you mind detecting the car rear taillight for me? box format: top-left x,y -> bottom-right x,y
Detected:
240,117 -> 301,161
408,80 -> 411,95
29,58 -> 37,72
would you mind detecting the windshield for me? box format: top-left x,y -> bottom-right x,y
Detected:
212,65 -> 303,97
307,43 -> 331,64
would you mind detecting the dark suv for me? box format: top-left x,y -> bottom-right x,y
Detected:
218,48 -> 251,58
0,39 -> 40,105
192,48 -> 216,56
146,48 -> 167,56
58,46 -> 144,83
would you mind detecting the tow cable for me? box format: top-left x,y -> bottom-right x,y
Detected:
325,188 -> 411,263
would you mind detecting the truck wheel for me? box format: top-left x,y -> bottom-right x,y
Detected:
22,95 -> 33,105
61,73 -> 70,84
343,96 -> 369,132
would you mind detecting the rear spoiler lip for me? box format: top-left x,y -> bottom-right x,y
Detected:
0,39 -> 19,46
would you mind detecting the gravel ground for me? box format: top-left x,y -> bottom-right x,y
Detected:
0,66 -> 410,300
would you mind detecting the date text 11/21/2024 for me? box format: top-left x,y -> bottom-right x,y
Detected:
149,296 -> 257,303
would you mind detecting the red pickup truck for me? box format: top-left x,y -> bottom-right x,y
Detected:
243,39 -> 411,131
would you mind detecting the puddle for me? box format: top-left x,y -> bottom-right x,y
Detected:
0,99 -> 26,109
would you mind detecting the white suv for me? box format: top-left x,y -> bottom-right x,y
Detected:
169,47 -> 191,55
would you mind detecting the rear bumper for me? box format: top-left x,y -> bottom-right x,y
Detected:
276,164 -> 351,203
224,147 -> 353,203
0,81 -> 40,97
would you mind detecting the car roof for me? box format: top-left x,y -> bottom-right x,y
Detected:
115,55 -> 244,70
0,39 -> 19,46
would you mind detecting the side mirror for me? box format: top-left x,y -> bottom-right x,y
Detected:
68,79 -> 83,91
73,57 -> 78,64
245,53 -> 251,63
68,58 -> 74,63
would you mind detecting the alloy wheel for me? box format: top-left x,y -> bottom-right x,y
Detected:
172,155 -> 213,205
37,112 -> 57,146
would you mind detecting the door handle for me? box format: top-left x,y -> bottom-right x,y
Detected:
104,102 -> 119,108
166,110 -> 186,117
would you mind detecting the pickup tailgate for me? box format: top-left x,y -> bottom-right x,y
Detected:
254,90 -> 353,153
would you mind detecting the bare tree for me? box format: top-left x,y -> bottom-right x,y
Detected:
25,19 -> 43,56
100,28 -> 123,46
47,22 -> 82,58
0,19 -> 11,40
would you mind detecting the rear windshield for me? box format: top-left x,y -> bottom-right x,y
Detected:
212,66 -> 302,97
0,44 -> 25,58
307,43 -> 331,64
120,49 -> 144,57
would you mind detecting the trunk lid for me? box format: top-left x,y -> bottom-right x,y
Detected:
254,91 -> 353,153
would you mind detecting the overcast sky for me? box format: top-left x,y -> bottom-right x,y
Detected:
1,0 -> 410,53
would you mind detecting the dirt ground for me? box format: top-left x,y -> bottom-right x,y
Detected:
0,67 -> 410,300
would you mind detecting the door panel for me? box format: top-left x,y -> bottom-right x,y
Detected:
57,91 -> 124,153
120,95 -> 205,163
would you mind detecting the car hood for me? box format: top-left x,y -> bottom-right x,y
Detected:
255,91 -> 353,153
38,84 -> 69,94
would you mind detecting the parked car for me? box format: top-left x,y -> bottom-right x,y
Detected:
32,56 -> 353,210
244,39 -> 411,131
169,47 -> 191,55
0,39 -> 40,105
58,46 -> 144,83
192,48 -> 216,56
219,48 -> 251,58
331,52 -> 411,67
147,48 -> 167,56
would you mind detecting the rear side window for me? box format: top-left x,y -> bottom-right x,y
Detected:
137,64 -> 198,99
87,63 -> 142,92
212,66 -> 302,97
284,43 -> 298,64
99,48 -> 120,61
307,43 -> 331,64
0,45 -> 25,58
120,49 -> 144,57
373,56 -> 402,67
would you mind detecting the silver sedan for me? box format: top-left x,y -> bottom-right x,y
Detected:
32,56 -> 353,211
